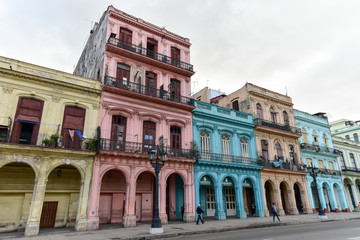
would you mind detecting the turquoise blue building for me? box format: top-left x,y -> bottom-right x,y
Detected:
294,110 -> 349,212
193,100 -> 265,219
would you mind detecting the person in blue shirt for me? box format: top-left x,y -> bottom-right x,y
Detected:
272,203 -> 281,222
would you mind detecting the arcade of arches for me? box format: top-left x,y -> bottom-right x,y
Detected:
0,145 -> 94,236
87,154 -> 195,230
261,169 -> 312,216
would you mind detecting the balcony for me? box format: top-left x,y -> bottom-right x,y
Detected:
319,168 -> 341,176
257,154 -> 307,172
254,118 -> 301,136
341,166 -> 360,173
100,139 -> 197,159
107,37 -> 194,75
104,76 -> 194,107
196,151 -> 261,166
300,143 -> 338,155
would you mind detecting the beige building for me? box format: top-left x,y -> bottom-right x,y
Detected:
209,83 -> 312,216
0,56 -> 101,236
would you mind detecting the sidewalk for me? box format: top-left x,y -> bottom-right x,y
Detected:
2,212 -> 360,240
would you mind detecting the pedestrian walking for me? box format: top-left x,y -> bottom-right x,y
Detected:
196,204 -> 204,224
272,203 -> 280,222
181,205 -> 185,221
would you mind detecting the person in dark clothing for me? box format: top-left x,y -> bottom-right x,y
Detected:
196,204 -> 204,224
272,203 -> 280,222
181,205 -> 185,221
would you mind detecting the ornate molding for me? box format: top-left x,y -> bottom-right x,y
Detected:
51,95 -> 61,102
92,103 -> 100,110
2,86 -> 13,94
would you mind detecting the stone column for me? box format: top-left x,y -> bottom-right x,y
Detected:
184,183 -> 195,222
273,187 -> 285,216
75,160 -> 93,231
351,184 -> 360,208
301,188 -> 313,214
159,178 -> 168,224
328,185 -> 339,212
123,167 -> 136,227
261,179 -> 270,217
235,186 -> 246,218
214,184 -> 226,220
287,188 -> 299,215
25,161 -> 49,236
86,158 -> 101,230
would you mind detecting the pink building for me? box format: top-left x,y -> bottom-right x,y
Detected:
74,6 -> 196,229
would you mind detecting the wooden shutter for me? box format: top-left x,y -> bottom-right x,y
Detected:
170,126 -> 181,149
146,72 -> 157,97
143,121 -> 156,152
61,106 -> 86,149
116,63 -> 130,87
120,28 -> 132,44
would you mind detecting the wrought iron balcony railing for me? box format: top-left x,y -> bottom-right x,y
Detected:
341,166 -> 360,173
258,159 -> 308,172
319,168 -> 341,176
300,143 -> 338,155
107,37 -> 194,72
254,118 -> 301,135
104,76 -> 195,107
100,139 -> 197,159
197,151 -> 261,166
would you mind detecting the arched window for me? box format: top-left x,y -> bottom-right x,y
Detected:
318,160 -> 324,169
221,135 -> 231,156
339,151 -> 345,168
323,133 -> 329,148
312,131 -> 318,143
307,158 -> 313,167
283,111 -> 289,126
256,103 -> 263,119
200,131 -> 210,152
329,161 -> 334,171
270,107 -> 277,123
301,128 -> 309,144
275,142 -> 283,158
240,138 -> 249,158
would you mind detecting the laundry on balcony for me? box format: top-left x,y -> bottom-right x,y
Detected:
273,159 -> 284,168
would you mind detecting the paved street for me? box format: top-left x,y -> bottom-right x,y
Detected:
2,212 -> 360,240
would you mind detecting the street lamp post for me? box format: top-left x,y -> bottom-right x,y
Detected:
148,145 -> 167,234
308,164 -> 328,219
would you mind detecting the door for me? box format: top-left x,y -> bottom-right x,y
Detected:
120,27 -> 132,49
143,121 -> 156,153
171,47 -> 180,66
111,115 -> 127,151
145,72 -> 157,97
170,126 -> 181,157
135,194 -> 142,221
99,194 -> 112,224
40,201 -> 58,228
146,38 -> 158,58
61,106 -> 85,149
206,187 -> 215,216
225,187 -> 236,216
116,63 -> 130,88
169,79 -> 181,102
261,140 -> 268,161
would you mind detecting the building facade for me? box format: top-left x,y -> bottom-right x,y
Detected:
331,120 -> 360,211
215,83 -> 312,216
193,100 -> 265,220
294,110 -> 348,213
74,6 -> 196,230
0,56 -> 101,236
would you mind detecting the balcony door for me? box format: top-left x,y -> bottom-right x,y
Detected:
261,140 -> 268,160
146,38 -> 158,58
61,106 -> 86,149
111,115 -> 127,151
171,47 -> 180,66
145,71 -> 157,97
120,28 -> 132,45
143,121 -> 156,153
116,63 -> 130,88
170,126 -> 181,156
169,79 -> 181,102
11,97 -> 44,145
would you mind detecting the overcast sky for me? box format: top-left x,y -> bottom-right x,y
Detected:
1,0 -> 359,122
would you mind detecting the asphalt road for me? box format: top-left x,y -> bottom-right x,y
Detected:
168,220 -> 360,240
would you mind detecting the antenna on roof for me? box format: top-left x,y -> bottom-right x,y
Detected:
285,86 -> 288,96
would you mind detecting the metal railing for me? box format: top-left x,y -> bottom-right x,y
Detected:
254,118 -> 301,134
100,139 -> 197,159
319,168 -> 341,176
104,76 -> 195,106
107,37 -> 194,72
341,166 -> 360,173
300,143 -> 338,155
258,159 -> 308,172
197,151 -> 261,165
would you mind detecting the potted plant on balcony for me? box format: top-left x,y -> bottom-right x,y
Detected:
85,138 -> 98,151
42,133 -> 59,147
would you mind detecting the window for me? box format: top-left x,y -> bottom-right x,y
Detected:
301,128 -> 309,144
146,38 -> 158,58
323,134 -> 329,148
354,133 -> 359,142
329,161 -> 335,171
318,160 -> 324,169
289,145 -> 296,164
170,126 -> 181,149
116,63 -> 130,86
345,135 -> 350,140
221,135 -> 231,156
307,158 -> 313,167
145,71 -> 157,97
171,47 -> 180,66
339,151 -> 345,168
111,115 -> 127,150
256,103 -> 263,119
240,138 -> 249,158
169,79 -> 181,102
283,111 -> 289,126
232,100 -> 239,111
261,140 -> 268,160
143,121 -> 156,152
350,153 -> 356,168
61,106 -> 86,149
200,131 -> 210,152
120,27 -> 132,44
312,131 -> 318,143
275,142 -> 283,158
270,107 -> 277,123
10,97 -> 44,145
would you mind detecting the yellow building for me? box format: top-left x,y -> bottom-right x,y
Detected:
0,56 -> 101,236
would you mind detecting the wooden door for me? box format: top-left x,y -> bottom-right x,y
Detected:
111,115 -> 127,151
145,72 -> 157,97
116,63 -> 130,87
143,121 -> 156,153
120,28 -> 132,44
99,194 -> 112,224
206,187 -> 215,216
146,38 -> 158,58
170,126 -> 181,156
171,47 -> 180,66
61,106 -> 86,149
40,201 -> 58,228
169,79 -> 181,102
135,194 -> 142,221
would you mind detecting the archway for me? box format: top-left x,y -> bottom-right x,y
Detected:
344,178 -> 356,209
0,162 -> 36,232
166,173 -> 184,221
243,178 -> 255,216
199,175 -> 216,217
223,177 -> 236,217
293,183 -> 303,213
41,165 -> 81,229
333,183 -> 342,212
280,182 -> 290,214
99,169 -> 126,225
135,171 -> 155,222
264,180 -> 274,215
322,183 -> 331,212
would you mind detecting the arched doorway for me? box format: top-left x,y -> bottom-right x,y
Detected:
344,178 -> 356,209
99,169 -> 126,225
0,162 -> 36,232
135,171 -> 155,222
223,177 -> 236,217
333,184 -> 342,211
264,181 -> 274,216
199,175 -> 216,217
294,183 -> 303,213
41,165 -> 81,229
322,183 -> 331,212
243,178 -> 255,216
166,173 -> 184,221
280,182 -> 290,214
